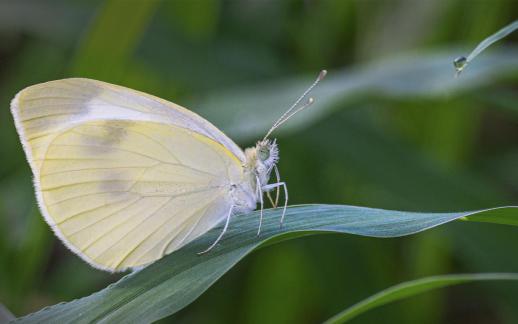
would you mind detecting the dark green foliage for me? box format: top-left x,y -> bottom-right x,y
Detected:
1,1 -> 518,323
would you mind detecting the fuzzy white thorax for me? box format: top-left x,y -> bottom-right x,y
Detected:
244,139 -> 279,188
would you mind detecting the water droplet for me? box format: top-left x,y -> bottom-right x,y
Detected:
453,56 -> 468,76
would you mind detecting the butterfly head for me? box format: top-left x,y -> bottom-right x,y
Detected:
245,70 -> 327,188
256,138 -> 279,170
243,138 -> 279,188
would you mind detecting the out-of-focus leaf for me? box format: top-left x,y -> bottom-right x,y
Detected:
164,0 -> 219,41
195,49 -> 518,142
0,1 -> 92,44
0,171 -> 52,311
0,42 -> 69,178
481,90 -> 518,117
15,205 -> 518,323
324,273 -> 518,324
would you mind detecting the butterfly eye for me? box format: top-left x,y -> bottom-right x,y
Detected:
258,147 -> 270,161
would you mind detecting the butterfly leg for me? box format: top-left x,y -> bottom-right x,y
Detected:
266,165 -> 281,208
273,165 -> 281,208
198,205 -> 234,255
266,191 -> 276,208
256,175 -> 264,236
261,181 -> 288,228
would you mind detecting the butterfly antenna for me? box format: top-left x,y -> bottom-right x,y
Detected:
263,69 -> 327,140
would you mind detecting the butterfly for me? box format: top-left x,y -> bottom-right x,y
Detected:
10,70 -> 326,272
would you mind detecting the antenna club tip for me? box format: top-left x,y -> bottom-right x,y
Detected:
308,97 -> 314,104
318,70 -> 328,80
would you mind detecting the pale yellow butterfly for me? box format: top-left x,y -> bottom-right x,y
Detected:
10,70 -> 326,272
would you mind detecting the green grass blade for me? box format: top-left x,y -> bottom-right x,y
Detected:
454,20 -> 518,75
324,273 -> 518,324
13,205 -> 518,323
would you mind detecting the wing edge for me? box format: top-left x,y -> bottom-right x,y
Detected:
11,90 -> 245,272
12,90 -> 121,272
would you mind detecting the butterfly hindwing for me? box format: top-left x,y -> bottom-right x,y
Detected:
11,80 -> 246,271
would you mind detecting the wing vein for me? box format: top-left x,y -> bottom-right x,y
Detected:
48,190 -> 136,207
124,126 -> 181,163
21,112 -> 77,122
51,143 -> 173,165
43,166 -> 150,176
62,197 -> 144,236
55,195 -> 139,225
43,179 -> 133,191
159,196 -> 222,258
89,196 -> 175,258
117,193 -> 222,268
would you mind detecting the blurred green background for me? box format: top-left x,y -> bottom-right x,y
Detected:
1,0 -> 518,323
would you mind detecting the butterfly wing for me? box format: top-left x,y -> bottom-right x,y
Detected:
11,80 -> 248,271
11,78 -> 245,167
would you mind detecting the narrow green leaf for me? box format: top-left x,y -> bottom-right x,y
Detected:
454,20 -> 518,75
461,207 -> 518,226
14,205 -> 518,323
324,273 -> 518,323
